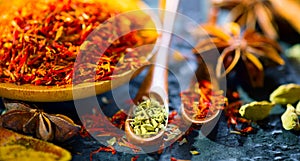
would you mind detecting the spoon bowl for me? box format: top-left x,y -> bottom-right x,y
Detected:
125,91 -> 168,148
124,0 -> 179,150
124,66 -> 169,150
181,103 -> 221,125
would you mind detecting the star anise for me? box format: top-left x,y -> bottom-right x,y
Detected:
193,22 -> 285,87
211,0 -> 280,39
0,102 -> 80,142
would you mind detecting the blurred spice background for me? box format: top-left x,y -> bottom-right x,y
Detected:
1,0 -> 300,161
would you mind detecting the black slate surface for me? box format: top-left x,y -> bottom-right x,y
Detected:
1,0 -> 300,161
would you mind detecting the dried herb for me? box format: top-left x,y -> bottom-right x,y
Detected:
0,0 -> 157,86
189,150 -> 200,155
128,99 -> 167,138
269,83 -> 300,104
193,22 -> 284,87
106,137 -> 116,146
239,101 -> 275,121
178,137 -> 187,146
164,124 -> 182,142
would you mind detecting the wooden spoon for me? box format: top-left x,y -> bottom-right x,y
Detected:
180,79 -> 223,125
124,54 -> 169,148
124,0 -> 180,150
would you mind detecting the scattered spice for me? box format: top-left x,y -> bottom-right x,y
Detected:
89,146 -> 116,161
170,158 -> 190,161
178,138 -> 187,146
80,108 -> 126,138
164,124 -> 182,142
168,110 -> 179,124
128,99 -> 167,138
223,90 -> 253,134
230,126 -> 254,135
131,155 -> 139,161
170,157 -> 177,161
0,0 -> 157,86
106,137 -> 116,146
189,150 -> 200,155
118,138 -> 141,153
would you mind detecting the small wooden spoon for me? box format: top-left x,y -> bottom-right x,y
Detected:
124,56 -> 169,148
180,80 -> 222,125
124,0 -> 180,150
181,103 -> 221,125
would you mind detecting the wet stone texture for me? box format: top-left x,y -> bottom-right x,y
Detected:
1,0 -> 300,161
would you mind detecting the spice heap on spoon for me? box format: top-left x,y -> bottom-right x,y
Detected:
180,80 -> 226,125
124,0 -> 180,150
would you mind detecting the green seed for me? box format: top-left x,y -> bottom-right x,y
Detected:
129,98 -> 167,138
151,119 -> 158,128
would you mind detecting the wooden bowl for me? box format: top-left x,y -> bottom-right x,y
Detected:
0,0 -> 161,102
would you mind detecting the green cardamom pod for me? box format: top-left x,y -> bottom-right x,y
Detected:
270,83 -> 300,104
239,101 -> 275,121
296,101 -> 300,116
281,104 -> 300,131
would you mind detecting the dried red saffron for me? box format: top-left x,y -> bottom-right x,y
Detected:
0,0 -> 156,86
131,155 -> 139,161
90,146 -> 116,161
170,157 -> 177,161
180,80 -> 226,120
80,108 -> 126,138
224,90 -> 253,134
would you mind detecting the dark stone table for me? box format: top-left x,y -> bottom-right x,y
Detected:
1,0 -> 299,161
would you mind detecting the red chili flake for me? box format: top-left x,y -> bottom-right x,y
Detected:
90,146 -> 116,161
80,108 -> 126,138
168,110 -> 178,124
170,157 -> 177,161
118,138 -> 141,153
239,126 -> 254,133
79,125 -> 91,138
110,110 -> 127,130
223,90 -> 253,133
131,155 -> 139,161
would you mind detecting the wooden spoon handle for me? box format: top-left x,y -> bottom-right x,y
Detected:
133,51 -> 168,103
